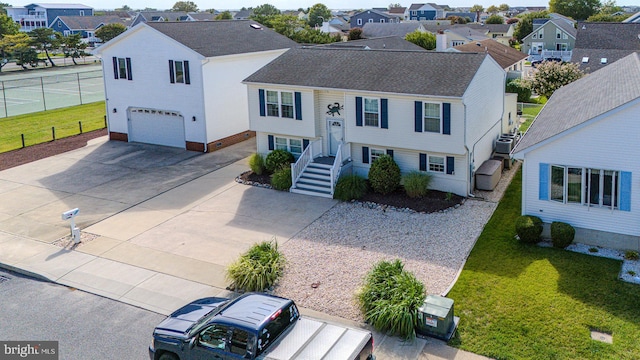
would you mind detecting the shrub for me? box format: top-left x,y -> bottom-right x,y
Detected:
265,149 -> 294,173
506,78 -> 532,103
625,250 -> 639,261
368,154 -> 401,195
358,259 -> 425,340
403,171 -> 432,198
271,166 -> 292,191
226,240 -> 285,292
550,221 -> 575,248
334,174 -> 367,201
248,153 -> 265,175
515,215 -> 543,244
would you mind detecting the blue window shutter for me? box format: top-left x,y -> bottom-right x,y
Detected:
295,92 -> 302,120
258,89 -> 266,117
446,156 -> 454,174
539,163 -> 549,200
184,60 -> 190,84
112,57 -> 118,79
620,171 -> 632,212
356,97 -> 363,126
125,57 -> 132,80
386,149 -> 394,158
303,139 -> 309,150
362,146 -> 369,164
443,102 -> 451,135
414,101 -> 422,132
169,60 -> 175,83
419,153 -> 427,171
381,98 -> 388,129
268,135 -> 274,150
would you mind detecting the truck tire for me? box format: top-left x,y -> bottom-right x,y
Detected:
159,352 -> 179,360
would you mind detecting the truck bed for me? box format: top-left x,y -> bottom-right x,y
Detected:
262,317 -> 370,360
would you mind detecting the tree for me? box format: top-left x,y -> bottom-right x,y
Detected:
513,11 -> 548,42
29,28 -> 60,67
116,5 -> 131,11
349,27 -> 363,40
404,30 -> 436,50
549,0 -> 600,20
307,3 -> 332,27
0,33 -> 38,70
598,0 -> 622,14
586,12 -> 629,21
58,33 -> 88,65
531,61 -> 584,98
0,13 -> 19,37
470,4 -> 484,22
389,3 -> 401,7
215,11 -> 232,20
250,4 -> 280,27
487,5 -> 499,13
95,23 -> 126,43
171,1 -> 198,12
270,14 -> 305,37
498,3 -> 510,11
447,15 -> 467,24
0,2 -> 9,15
291,28 -> 340,44
485,14 -> 504,24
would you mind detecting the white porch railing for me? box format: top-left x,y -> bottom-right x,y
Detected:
291,139 -> 322,187
329,141 -> 351,195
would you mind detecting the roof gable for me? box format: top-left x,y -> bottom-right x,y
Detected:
55,15 -> 123,30
244,48 -> 488,97
454,39 -> 527,68
513,53 -> 640,154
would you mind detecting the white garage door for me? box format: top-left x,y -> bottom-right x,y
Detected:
128,108 -> 185,148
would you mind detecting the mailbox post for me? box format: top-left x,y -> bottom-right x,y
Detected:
61,208 -> 80,244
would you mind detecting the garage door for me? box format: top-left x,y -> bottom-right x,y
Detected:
128,108 -> 185,148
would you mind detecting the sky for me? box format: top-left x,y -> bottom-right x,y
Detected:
79,0 -> 639,11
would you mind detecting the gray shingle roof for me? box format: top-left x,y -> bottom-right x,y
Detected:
138,11 -> 190,22
318,36 -> 426,51
552,18 -> 577,38
513,53 -> 640,154
454,39 -> 527,69
574,22 -> 640,49
571,48 -> 640,73
57,15 -> 124,30
244,48 -> 487,97
146,20 -> 297,58
361,22 -> 423,38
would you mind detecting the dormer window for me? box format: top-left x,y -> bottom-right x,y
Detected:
582,57 -> 589,63
601,58 -> 607,64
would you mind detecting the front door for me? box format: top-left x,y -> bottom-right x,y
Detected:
327,119 -> 344,156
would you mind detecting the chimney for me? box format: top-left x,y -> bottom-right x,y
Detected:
436,30 -> 447,51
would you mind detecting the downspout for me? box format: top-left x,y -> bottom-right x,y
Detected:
463,102 -> 474,197
201,58 -> 211,152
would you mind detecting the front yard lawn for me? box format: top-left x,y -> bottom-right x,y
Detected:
448,169 -> 640,359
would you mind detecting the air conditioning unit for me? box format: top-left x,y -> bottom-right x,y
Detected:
495,138 -> 513,154
500,133 -> 517,141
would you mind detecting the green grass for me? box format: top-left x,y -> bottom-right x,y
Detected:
448,169 -> 640,359
0,101 -> 106,153
519,104 -> 544,132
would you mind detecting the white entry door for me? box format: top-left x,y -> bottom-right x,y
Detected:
327,119 -> 344,156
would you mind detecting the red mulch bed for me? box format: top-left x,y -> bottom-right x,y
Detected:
0,129 -> 107,171
239,171 -> 464,213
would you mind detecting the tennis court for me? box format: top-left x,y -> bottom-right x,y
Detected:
0,64 -> 104,117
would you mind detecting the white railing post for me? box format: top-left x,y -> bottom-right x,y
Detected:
291,139 -> 321,188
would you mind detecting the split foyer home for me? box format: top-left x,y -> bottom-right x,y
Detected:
244,48 -> 512,198
512,53 -> 640,251
7,3 -> 93,32
94,20 -> 296,151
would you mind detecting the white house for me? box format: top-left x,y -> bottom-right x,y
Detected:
512,53 -> 640,251
94,20 -> 296,152
244,48 -> 511,198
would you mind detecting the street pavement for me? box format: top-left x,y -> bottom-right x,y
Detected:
0,136 -> 490,360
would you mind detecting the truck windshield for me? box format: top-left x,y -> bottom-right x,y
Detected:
256,303 -> 299,355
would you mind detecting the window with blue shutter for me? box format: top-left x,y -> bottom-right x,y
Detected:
184,61 -> 190,84
169,60 -> 175,83
386,149 -> 394,158
414,101 -> 422,132
419,153 -> 427,171
112,57 -> 118,79
446,156 -> 454,174
356,97 -> 363,127
381,98 -> 388,129
620,171 -> 631,211
443,103 -> 451,135
125,57 -> 132,80
268,135 -> 274,150
259,89 -> 266,117
362,146 -> 369,164
539,163 -> 549,200
295,92 -> 302,120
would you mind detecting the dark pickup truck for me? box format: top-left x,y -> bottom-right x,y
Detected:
149,293 -> 375,360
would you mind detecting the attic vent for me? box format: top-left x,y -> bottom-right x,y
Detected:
601,58 -> 607,64
250,23 -> 262,30
582,57 -> 589,63
582,24 -> 586,30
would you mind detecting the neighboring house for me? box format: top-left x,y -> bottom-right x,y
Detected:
350,9 -> 401,28
443,11 -> 477,22
233,9 -> 252,20
318,21 -> 345,38
50,15 -> 125,44
521,18 -> 576,62
441,26 -> 489,46
130,11 -> 193,27
361,22 -> 425,38
570,22 -> 640,73
622,11 -> 640,22
475,23 -> 515,45
388,6 -> 407,20
453,39 -> 527,77
93,20 -> 296,151
318,36 -> 426,50
7,3 -> 93,32
243,48 -> 509,198
512,53 -> 640,251
407,3 -> 445,21
189,12 -> 217,21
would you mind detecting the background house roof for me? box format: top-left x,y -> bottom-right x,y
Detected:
570,22 -> 640,72
189,12 -> 216,21
27,3 -> 92,9
56,15 -> 124,30
552,18 -> 577,38
513,53 -> 640,153
146,20 -> 297,57
362,22 -> 423,38
244,48 -> 487,97
317,36 -> 426,50
453,39 -> 527,68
